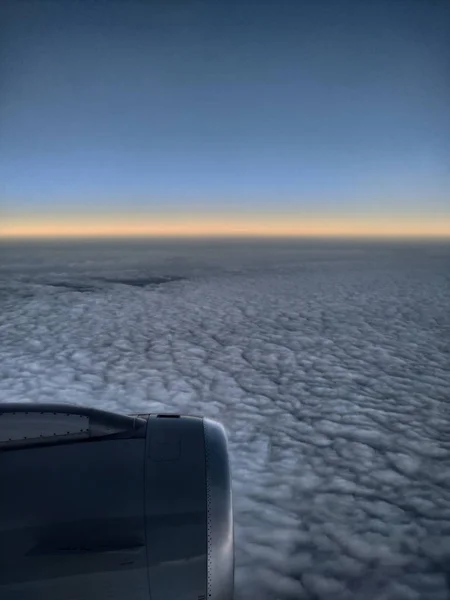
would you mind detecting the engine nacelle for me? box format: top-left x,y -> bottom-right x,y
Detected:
0,403 -> 234,600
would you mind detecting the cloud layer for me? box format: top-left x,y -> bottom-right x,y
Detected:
1,240 -> 449,599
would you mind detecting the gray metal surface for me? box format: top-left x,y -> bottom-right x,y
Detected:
204,418 -> 235,600
0,404 -> 234,600
0,411 -> 89,442
0,403 -> 146,450
0,437 -> 149,600
144,415 -> 208,600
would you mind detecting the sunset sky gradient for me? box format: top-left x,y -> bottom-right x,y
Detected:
1,0 -> 449,238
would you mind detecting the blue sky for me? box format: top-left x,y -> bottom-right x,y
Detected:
0,0 -> 449,234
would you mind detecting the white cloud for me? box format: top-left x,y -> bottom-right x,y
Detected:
1,240 -> 449,599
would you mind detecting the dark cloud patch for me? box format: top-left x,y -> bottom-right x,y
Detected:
98,276 -> 185,287
0,240 -> 449,600
47,282 -> 97,293
42,276 -> 184,293
0,289 -> 34,301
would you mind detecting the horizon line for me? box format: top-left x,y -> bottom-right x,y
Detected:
2,214 -> 450,239
2,234 -> 450,242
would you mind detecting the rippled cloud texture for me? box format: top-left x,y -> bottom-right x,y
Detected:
1,239 -> 449,600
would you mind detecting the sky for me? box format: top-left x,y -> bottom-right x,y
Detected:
1,0 -> 449,238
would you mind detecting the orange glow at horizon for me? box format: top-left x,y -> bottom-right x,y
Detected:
1,214 -> 449,238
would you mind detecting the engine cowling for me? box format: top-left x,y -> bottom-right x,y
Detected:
0,403 -> 234,600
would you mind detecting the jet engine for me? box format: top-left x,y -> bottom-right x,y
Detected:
0,403 -> 234,600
